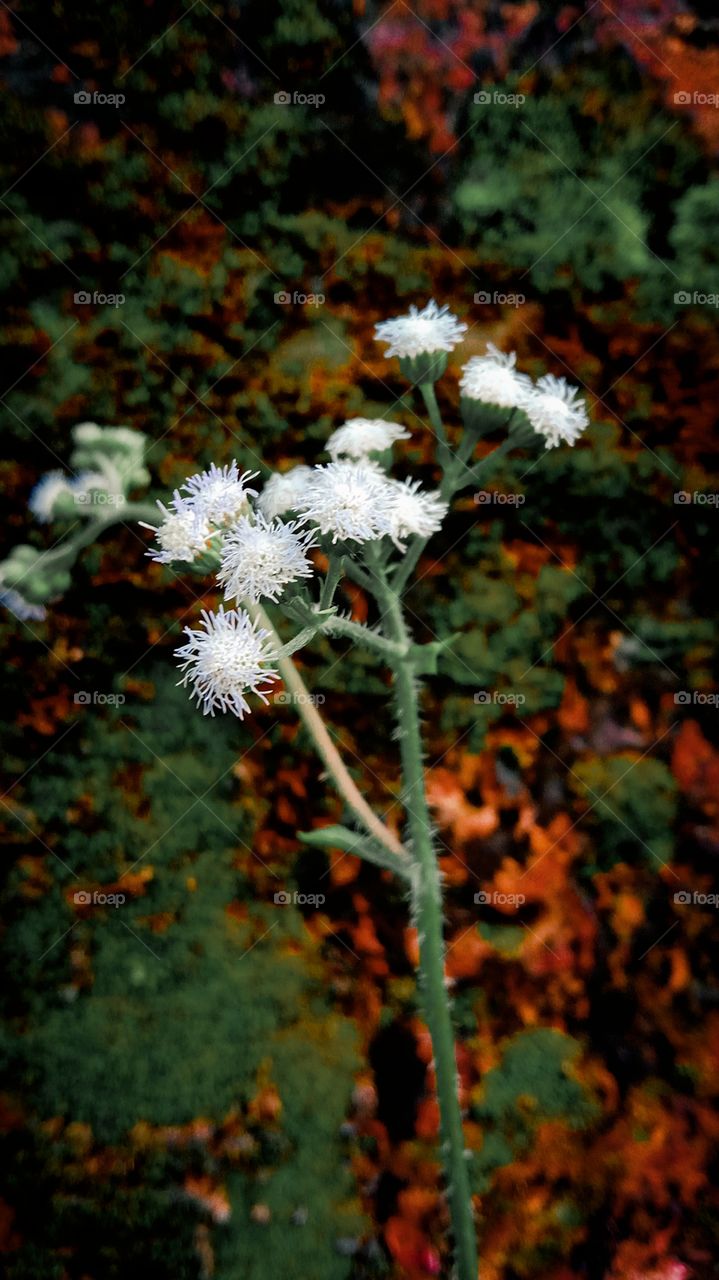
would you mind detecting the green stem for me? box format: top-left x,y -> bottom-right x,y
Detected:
319,555 -> 343,610
321,615 -> 406,660
371,571 -> 478,1280
420,381 -> 451,469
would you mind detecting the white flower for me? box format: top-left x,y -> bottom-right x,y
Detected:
180,462 -> 258,526
140,495 -> 212,564
374,300 -> 467,359
219,513 -> 317,603
175,607 -> 278,718
297,461 -> 395,544
386,479 -> 448,551
327,418 -> 411,461
459,345 -> 532,409
0,585 -> 47,622
522,374 -> 589,448
28,471 -> 77,523
257,466 -> 313,520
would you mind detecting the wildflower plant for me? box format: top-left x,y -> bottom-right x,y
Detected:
5,302 -> 590,1278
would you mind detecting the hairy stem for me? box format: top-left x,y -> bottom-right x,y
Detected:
371,573 -> 478,1280
246,600 -> 410,867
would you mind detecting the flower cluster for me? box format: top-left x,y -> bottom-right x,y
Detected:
140,464 -> 258,565
134,409 -> 447,715
376,300 -> 589,449
7,302 -> 591,720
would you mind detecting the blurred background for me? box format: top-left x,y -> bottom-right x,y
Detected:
1,2 -> 719,1278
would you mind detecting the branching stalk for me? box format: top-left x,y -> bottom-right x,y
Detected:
246,600 -> 410,868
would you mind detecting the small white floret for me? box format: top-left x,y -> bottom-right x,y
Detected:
521,374 -> 589,448
175,606 -> 279,718
459,345 -> 532,410
296,461 -> 395,544
327,418 -> 410,461
218,513 -> 317,603
374,300 -> 467,360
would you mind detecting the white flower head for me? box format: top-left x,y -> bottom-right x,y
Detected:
180,462 -> 259,526
386,479 -> 448,551
522,374 -> 589,449
327,418 -> 411,462
374,300 -> 467,360
297,461 -> 396,544
175,606 -> 278,718
219,513 -> 317,603
459,345 -> 532,410
0,585 -> 47,622
256,466 -> 313,520
28,471 -> 77,523
140,494 -> 212,564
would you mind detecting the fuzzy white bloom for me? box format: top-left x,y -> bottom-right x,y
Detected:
256,466 -> 313,520
175,606 -> 278,718
28,471 -> 77,523
386,478 -> 449,551
297,461 -> 396,544
0,585 -> 47,622
180,462 -> 258,526
140,496 -> 212,564
219,513 -> 317,603
327,418 -> 411,461
459,345 -> 532,409
374,300 -> 467,359
521,374 -> 589,448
